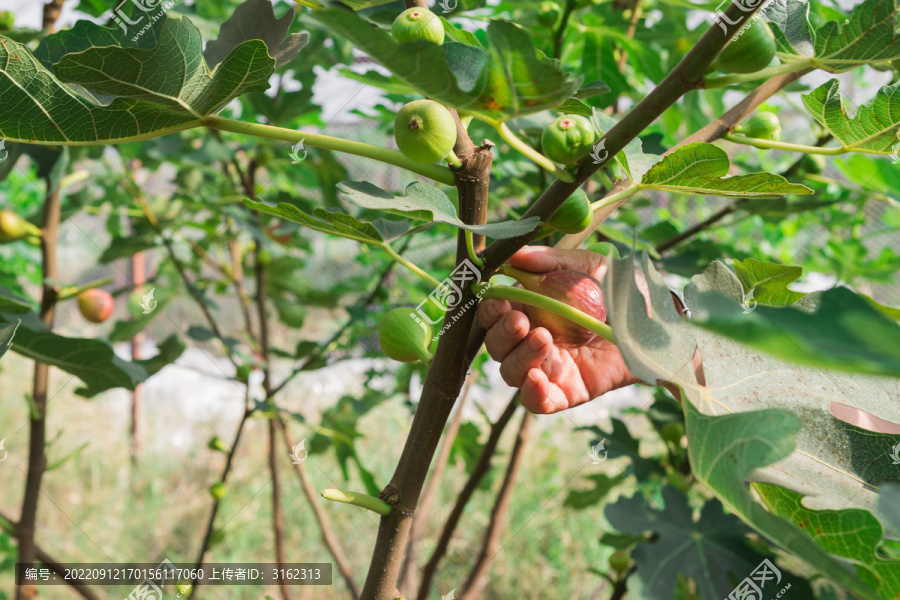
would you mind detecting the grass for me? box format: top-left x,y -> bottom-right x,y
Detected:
0,349 -> 641,600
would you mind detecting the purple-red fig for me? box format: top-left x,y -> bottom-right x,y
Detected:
503,266 -> 607,348
77,289 -> 114,323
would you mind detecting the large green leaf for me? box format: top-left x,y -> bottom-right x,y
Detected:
602,252 -> 897,597
204,0 -> 309,69
756,483 -> 900,598
605,486 -> 773,600
732,258 -> 805,306
637,143 -> 813,199
1,312 -> 148,397
245,198 -> 390,246
337,181 -> 541,239
0,16 -> 278,145
311,9 -> 579,123
802,79 -> 900,154
0,321 -> 17,360
766,0 -> 900,71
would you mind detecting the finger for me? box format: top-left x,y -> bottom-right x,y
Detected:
521,368 -> 571,414
498,328 -> 552,387
508,246 -> 606,278
477,297 -> 511,330
483,310 -> 530,362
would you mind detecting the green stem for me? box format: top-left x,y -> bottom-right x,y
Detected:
204,115 -> 456,186
722,133 -> 849,155
446,150 -> 463,168
591,185 -> 640,211
465,230 -> 485,267
382,243 -> 442,288
474,281 -> 615,344
494,122 -> 576,182
703,59 -> 814,88
321,489 -> 393,516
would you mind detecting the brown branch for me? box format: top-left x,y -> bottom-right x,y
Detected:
398,371 -> 478,592
42,0 -> 65,31
616,0 -> 643,71
360,134 -> 491,599
481,1 -> 773,271
610,565 -> 636,600
16,178 -> 62,600
130,249 -> 146,465
279,422 -> 361,599
552,0 -> 577,60
460,411 -> 533,600
1,512 -> 101,600
403,0 -> 428,8
415,394 -> 520,600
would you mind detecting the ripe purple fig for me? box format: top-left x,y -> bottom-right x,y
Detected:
503,266 -> 607,349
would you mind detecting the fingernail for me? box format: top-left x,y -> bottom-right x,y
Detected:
525,372 -> 539,389
528,332 -> 546,350
504,315 -> 519,335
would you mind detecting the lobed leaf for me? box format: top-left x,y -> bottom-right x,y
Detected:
204,0 -> 308,69
802,79 -> 900,154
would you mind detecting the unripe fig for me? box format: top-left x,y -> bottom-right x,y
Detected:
661,422 -> 684,444
209,482 -> 226,500
541,115 -> 596,165
208,436 -> 228,452
392,7 -> 444,45
394,100 -> 458,164
609,550 -> 631,574
800,153 -> 826,175
77,289 -> 114,323
713,20 -> 776,74
536,1 -> 561,27
0,210 -> 38,242
548,189 -> 592,234
379,307 -> 434,363
503,267 -> 607,348
736,111 -> 781,141
0,11 -> 13,30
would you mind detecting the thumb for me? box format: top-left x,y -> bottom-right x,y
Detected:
507,246 -> 607,279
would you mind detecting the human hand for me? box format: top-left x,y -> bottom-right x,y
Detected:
477,246 -> 640,414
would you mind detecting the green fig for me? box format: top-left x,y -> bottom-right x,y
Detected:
209,482 -> 227,500
208,436 -> 228,452
800,154 -> 826,175
392,7 -> 444,45
378,307 -> 434,363
394,100 -> 458,164
548,189 -> 593,234
736,111 -> 781,141
661,422 -> 684,445
712,19 -> 776,74
0,210 -> 40,243
541,115 -> 596,164
609,550 -> 632,574
536,1 -> 561,27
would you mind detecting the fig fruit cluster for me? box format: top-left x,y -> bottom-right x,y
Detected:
504,267 -> 607,348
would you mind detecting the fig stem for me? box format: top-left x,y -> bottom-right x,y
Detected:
465,230 -> 485,267
382,243 -> 443,288
590,186 -> 640,211
204,116 -> 457,186
722,134 -> 849,155
57,277 -> 116,301
474,282 -> 615,344
320,489 -> 393,515
446,150 -> 463,168
703,59 -> 813,88
494,121 -> 576,182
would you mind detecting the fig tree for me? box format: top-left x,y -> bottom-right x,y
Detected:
394,100 -> 458,164
736,111 -> 781,141
392,7 -> 444,45
536,1 -> 561,27
548,189 -> 592,234
378,307 -> 434,363
713,20 -> 776,74
503,267 -> 607,348
541,115 -> 596,165
77,289 -> 114,323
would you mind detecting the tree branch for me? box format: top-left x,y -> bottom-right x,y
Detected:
460,411 -> 533,600
16,178 -> 62,600
398,371 -> 477,592
416,394 -> 520,600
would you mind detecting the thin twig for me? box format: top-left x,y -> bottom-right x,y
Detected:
399,371 -> 478,592
280,421 -> 361,598
460,411 -> 534,600
16,177 -> 62,600
416,394 -> 520,600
